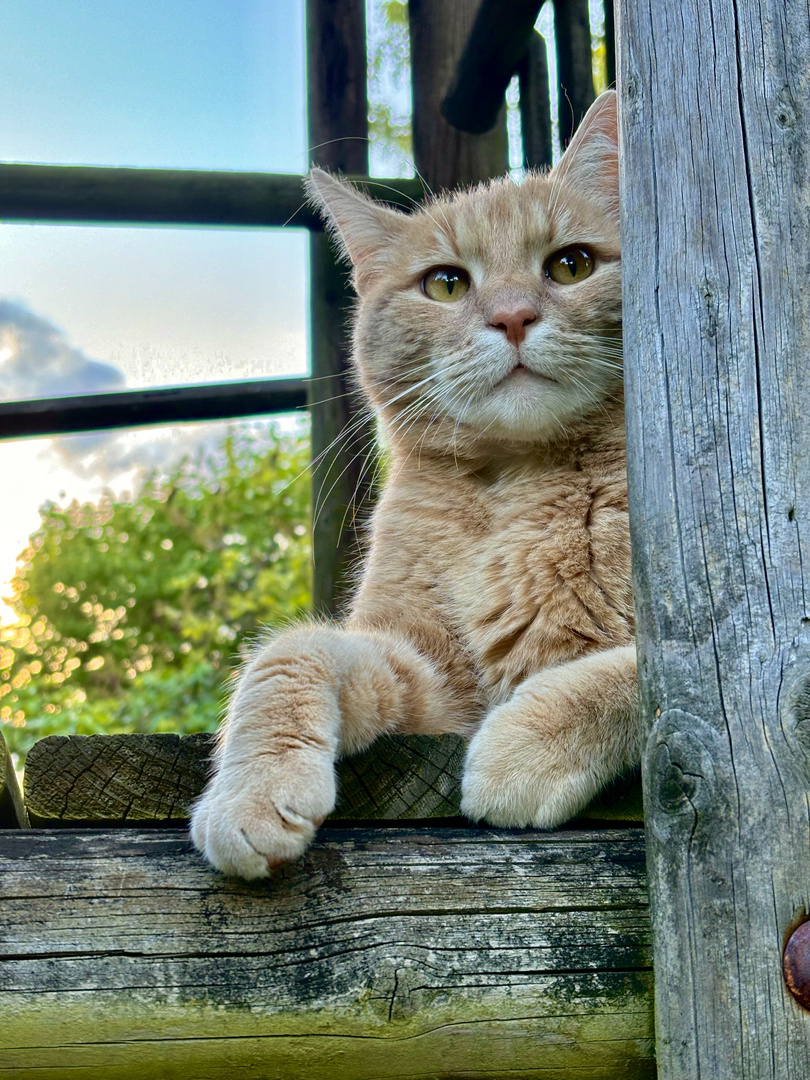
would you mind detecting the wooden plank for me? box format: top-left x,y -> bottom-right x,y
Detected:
0,731 -> 28,829
604,0 -> 616,88
22,732 -> 465,826
409,0 -> 509,190
519,29 -> 554,169
552,0 -> 595,145
618,0 -> 810,1075
306,0 -> 375,615
22,732 -> 642,827
441,0 -> 544,135
0,377 -> 307,440
0,163 -> 424,228
0,827 -> 654,1078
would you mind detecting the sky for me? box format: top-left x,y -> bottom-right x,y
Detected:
0,0 -> 313,620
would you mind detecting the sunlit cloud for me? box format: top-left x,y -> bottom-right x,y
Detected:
0,298 -> 225,484
0,299 -> 125,403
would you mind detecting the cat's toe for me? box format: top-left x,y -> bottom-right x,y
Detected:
190,761 -> 336,879
461,709 -> 596,829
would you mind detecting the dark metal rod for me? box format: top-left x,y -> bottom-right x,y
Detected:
0,164 -> 424,228
0,378 -> 309,439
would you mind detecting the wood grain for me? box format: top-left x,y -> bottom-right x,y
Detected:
0,827 -> 653,1079
22,732 -> 643,827
553,0 -> 595,146
409,0 -> 509,190
618,0 -> 810,1075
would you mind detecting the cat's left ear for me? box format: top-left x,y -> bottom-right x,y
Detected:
306,168 -> 407,292
552,90 -> 618,220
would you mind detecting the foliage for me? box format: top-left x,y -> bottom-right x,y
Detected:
1,422 -> 311,760
367,0 -> 413,176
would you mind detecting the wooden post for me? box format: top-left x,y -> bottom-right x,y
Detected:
604,0 -> 616,88
519,30 -> 553,170
553,0 -> 595,146
306,0 -> 372,615
408,0 -> 509,190
618,0 -> 810,1075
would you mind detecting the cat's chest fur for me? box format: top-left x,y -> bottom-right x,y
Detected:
452,453 -> 633,701
355,422 -> 633,707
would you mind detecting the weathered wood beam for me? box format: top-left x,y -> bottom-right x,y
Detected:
0,827 -> 654,1078
553,0 -> 595,146
23,732 -> 466,826
619,0 -> 810,1074
441,0 -> 544,135
22,732 -> 643,827
0,732 -> 27,828
0,163 -> 423,228
306,0 -> 375,616
519,30 -> 554,170
0,377 -> 307,440
604,0 -> 616,88
409,0 -> 509,190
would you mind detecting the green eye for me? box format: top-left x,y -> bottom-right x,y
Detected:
422,266 -> 470,303
546,247 -> 594,285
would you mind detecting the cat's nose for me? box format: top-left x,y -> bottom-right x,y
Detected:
488,305 -> 538,347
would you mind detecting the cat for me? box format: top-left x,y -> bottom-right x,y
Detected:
190,89 -> 641,880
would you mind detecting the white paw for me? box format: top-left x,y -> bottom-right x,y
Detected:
190,749 -> 336,879
461,705 -> 597,829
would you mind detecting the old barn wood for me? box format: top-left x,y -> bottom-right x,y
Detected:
619,0 -> 810,1075
19,732 -> 643,827
0,827 -> 652,1080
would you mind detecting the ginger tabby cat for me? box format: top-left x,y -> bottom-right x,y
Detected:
191,91 -> 640,879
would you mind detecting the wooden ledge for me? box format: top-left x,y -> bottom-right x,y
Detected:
23,732 -> 644,827
0,826 -> 653,1079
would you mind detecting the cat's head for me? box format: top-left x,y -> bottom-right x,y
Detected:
307,90 -> 621,452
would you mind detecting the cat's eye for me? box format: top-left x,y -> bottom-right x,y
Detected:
422,266 -> 470,303
545,247 -> 595,285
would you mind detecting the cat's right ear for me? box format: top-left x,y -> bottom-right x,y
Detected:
305,169 -> 406,292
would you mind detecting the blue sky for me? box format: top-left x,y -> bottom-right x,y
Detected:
2,0 -> 307,173
0,1 -> 312,397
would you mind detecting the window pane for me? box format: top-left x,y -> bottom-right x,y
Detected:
1,0 -> 306,173
0,414 -> 311,762
0,224 -> 307,400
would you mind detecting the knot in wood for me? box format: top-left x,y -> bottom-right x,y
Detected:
784,670 -> 810,766
783,921 -> 810,1009
775,86 -> 798,130
644,711 -> 726,841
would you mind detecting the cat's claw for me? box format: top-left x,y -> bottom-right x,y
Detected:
190,759 -> 336,879
461,704 -> 597,830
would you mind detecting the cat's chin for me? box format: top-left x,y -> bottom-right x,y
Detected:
452,375 -> 595,445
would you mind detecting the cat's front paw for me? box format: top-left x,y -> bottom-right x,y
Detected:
190,750 -> 336,879
461,703 -> 596,829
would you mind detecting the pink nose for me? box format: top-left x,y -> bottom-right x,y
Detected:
489,305 -> 538,347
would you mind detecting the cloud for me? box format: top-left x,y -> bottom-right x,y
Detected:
0,300 -> 125,402
0,299 -> 275,488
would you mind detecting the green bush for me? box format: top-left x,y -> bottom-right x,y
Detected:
1,421 -> 311,762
